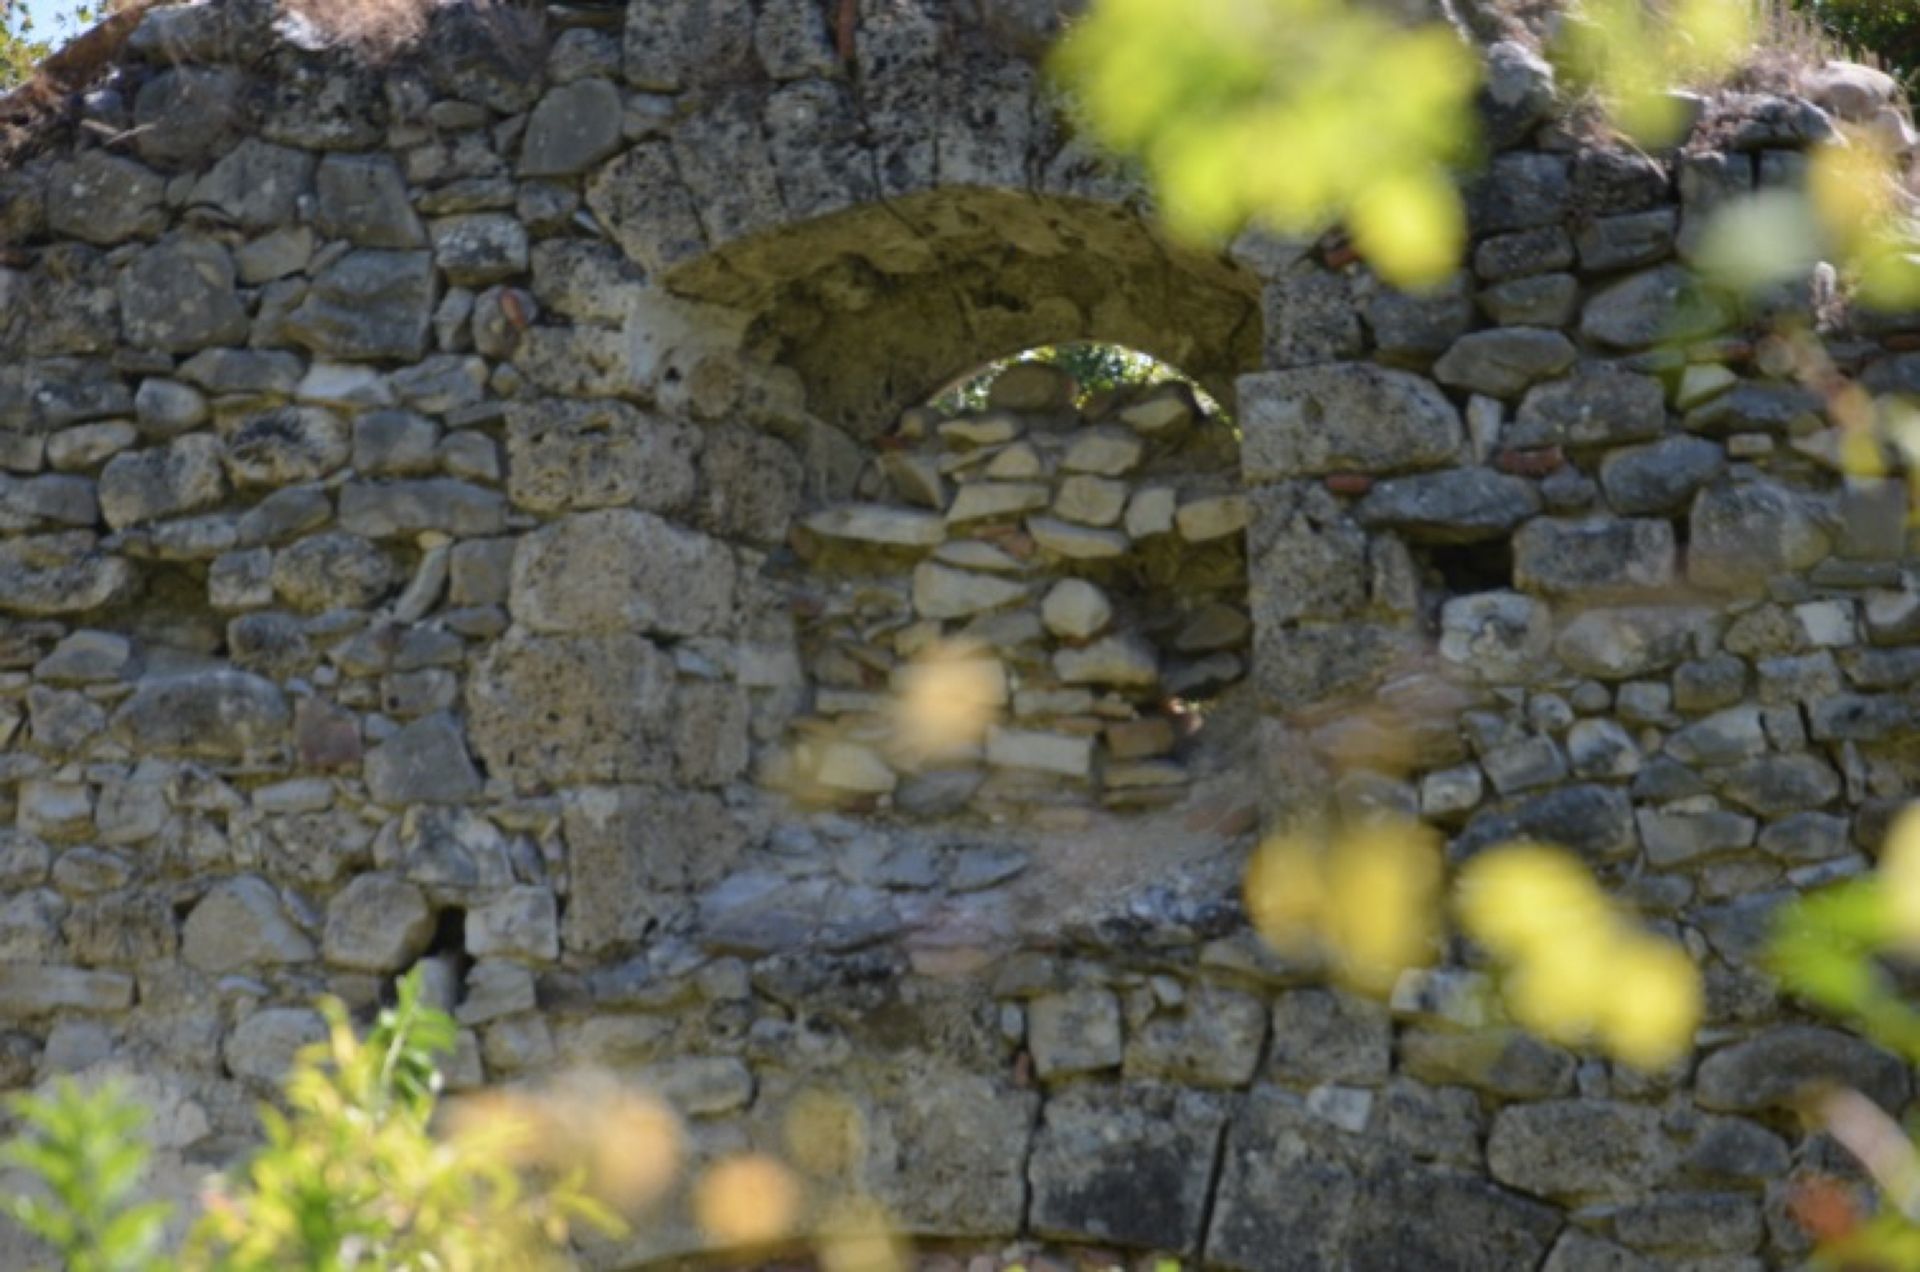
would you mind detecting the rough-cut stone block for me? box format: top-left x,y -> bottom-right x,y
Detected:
511,509 -> 736,638
1208,1088 -> 1560,1270
181,876 -> 315,973
112,670 -> 288,758
1487,1099 -> 1673,1202
1696,1026 -> 1909,1114
1241,364 -> 1463,479
1029,987 -> 1123,1077
469,633 -> 676,791
0,964 -> 134,1017
561,786 -> 748,954
322,872 -> 433,972
1030,1083 -> 1226,1254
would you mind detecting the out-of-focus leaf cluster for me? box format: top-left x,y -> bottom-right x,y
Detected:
1245,823 -> 1702,1071
1052,0 -> 1482,288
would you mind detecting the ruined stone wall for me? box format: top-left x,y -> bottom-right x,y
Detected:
1,0 -> 1918,1266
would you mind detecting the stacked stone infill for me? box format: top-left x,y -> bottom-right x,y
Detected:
774,363 -> 1251,823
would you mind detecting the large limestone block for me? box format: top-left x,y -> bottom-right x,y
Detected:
560,786 -> 749,954
1487,1099 -> 1674,1203
1029,1083 -> 1227,1254
1208,1088 -> 1560,1270
467,633 -> 677,791
1241,364 -> 1464,480
511,509 -> 736,638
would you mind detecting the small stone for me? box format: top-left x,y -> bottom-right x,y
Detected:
1434,328 -> 1577,398
806,504 -> 946,548
1041,579 -> 1112,639
364,712 -> 483,806
946,481 -> 1049,524
1053,475 -> 1128,527
465,886 -> 560,962
519,79 -> 624,177
1356,469 -> 1541,543
985,727 -> 1094,778
811,741 -> 897,794
1027,517 -> 1129,559
1028,988 -> 1122,1077
1598,435 -> 1725,515
1053,634 -> 1158,687
1175,494 -> 1251,542
225,1007 -> 327,1083
912,563 -> 1027,619
1062,427 -> 1144,475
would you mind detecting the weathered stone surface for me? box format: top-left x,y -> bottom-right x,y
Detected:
1029,1083 -> 1226,1254
468,633 -> 676,790
113,671 -> 288,757
806,504 -> 945,548
267,533 -> 391,612
46,152 -> 166,245
584,143 -> 708,275
1440,591 -> 1553,682
1689,479 -> 1832,592
431,214 -> 529,287
1241,365 -> 1464,479
1125,986 -> 1267,1087
1598,435 -> 1725,514
118,236 -> 248,353
1507,363 -> 1666,449
1401,1028 -> 1575,1099
181,876 -> 315,972
1581,265 -> 1729,348
323,872 -> 434,971
1209,1088 -> 1560,1271
506,399 -> 698,515
1487,1100 -> 1673,1202
562,786 -> 747,953
1355,468 -> 1541,543
314,154 -> 423,248
338,480 -> 506,539
99,436 -> 225,529
1268,988 -> 1390,1085
912,562 -> 1027,619
286,251 -> 436,361
364,712 -> 483,806
520,78 -> 625,177
1364,274 -> 1474,359
512,509 -> 735,637
0,533 -> 132,615
465,886 -> 559,962
1454,783 -> 1637,862
0,964 -> 134,1017
190,138 -> 314,233
1696,1026 -> 1909,1113
1029,987 -> 1123,1077
1554,605 -> 1716,679
1434,328 -> 1577,398
1513,517 -> 1676,595
225,407 -> 350,489
1041,579 -> 1112,640
225,1007 -> 327,1083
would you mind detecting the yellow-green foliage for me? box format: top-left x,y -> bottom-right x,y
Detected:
4,971 -> 624,1272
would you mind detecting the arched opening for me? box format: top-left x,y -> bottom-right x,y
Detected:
765,344 -> 1255,831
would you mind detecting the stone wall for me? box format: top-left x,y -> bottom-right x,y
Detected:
0,0 -> 1918,1266
777,362 -> 1251,821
